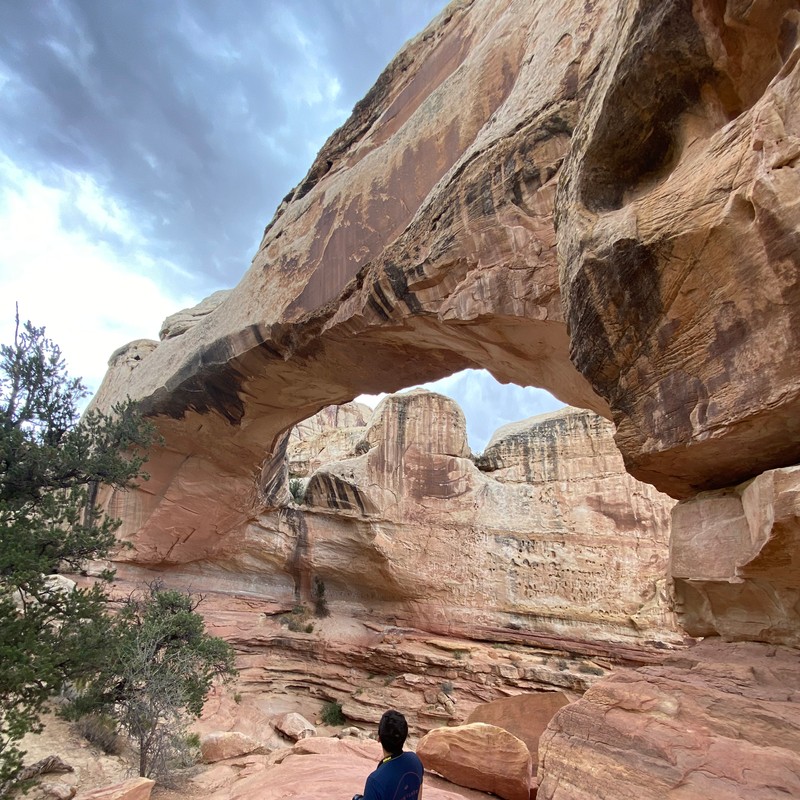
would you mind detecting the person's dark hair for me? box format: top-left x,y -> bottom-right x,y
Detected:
378,709 -> 408,756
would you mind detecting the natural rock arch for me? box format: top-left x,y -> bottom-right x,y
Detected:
91,2 -> 800,796
94,0 -> 615,556
93,0 -> 800,645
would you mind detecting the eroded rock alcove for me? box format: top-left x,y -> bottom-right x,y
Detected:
90,0 -> 800,797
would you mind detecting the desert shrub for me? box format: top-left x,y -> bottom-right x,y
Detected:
288,478 -> 306,504
312,576 -> 330,618
321,701 -> 345,726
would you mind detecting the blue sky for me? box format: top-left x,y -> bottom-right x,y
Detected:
0,0 -> 563,453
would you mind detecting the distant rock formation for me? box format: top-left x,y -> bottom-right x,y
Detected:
284,391 -> 678,646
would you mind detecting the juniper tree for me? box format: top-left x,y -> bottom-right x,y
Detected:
67,584 -> 237,779
0,313 -> 155,786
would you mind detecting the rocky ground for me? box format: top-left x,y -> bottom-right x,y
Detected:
16,696 -> 490,800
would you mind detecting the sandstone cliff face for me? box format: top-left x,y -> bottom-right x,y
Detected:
559,1 -> 800,502
284,392 -> 677,646
89,0 -> 800,796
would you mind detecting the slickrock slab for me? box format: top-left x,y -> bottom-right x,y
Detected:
417,722 -> 532,800
75,778 -> 154,800
466,691 -> 570,770
204,743 -> 472,800
200,731 -> 266,763
271,736 -> 381,763
536,639 -> 800,799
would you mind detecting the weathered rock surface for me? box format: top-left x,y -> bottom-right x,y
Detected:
287,402 -> 371,478
159,290 -> 231,341
671,464 -> 800,646
292,392 -> 678,646
536,639 -> 800,799
417,723 -> 532,800
466,691 -> 570,772
74,778 -> 153,800
200,731 -> 266,763
558,0 -> 800,499
198,736 -> 484,800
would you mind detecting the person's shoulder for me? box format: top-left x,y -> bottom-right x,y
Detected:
401,751 -> 424,771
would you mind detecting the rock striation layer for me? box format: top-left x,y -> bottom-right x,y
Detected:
536,639 -> 800,799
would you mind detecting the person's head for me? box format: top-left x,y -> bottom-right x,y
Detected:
378,709 -> 408,756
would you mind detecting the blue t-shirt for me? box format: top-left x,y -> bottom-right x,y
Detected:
363,752 -> 424,800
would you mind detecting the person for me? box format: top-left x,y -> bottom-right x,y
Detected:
353,710 -> 424,800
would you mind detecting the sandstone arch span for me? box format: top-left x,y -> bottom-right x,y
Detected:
93,0 -> 616,557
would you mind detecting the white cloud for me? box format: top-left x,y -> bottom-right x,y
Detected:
0,155 -> 198,394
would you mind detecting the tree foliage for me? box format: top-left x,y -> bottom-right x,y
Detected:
68,584 -> 237,778
0,314 -> 156,786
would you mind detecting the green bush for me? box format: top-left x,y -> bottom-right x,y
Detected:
321,701 -> 346,726
185,732 -> 201,749
289,478 -> 306,504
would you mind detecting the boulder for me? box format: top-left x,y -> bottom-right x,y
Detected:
74,778 -> 154,800
671,464 -> 800,646
466,691 -> 570,770
40,784 -> 76,800
200,731 -> 266,762
417,723 -> 532,800
272,712 -> 316,741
